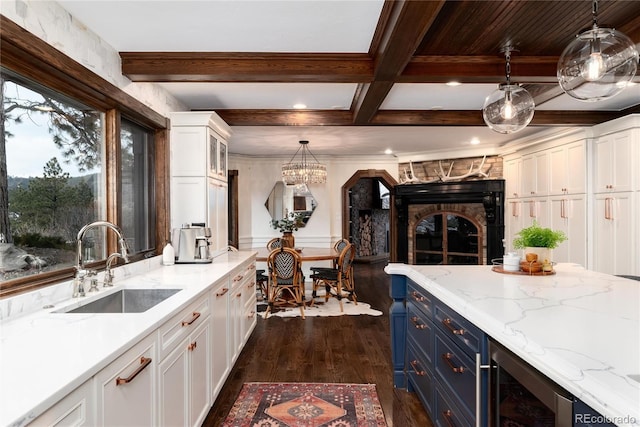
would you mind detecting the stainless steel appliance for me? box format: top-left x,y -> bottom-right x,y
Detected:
172,224 -> 212,264
489,340 -> 574,426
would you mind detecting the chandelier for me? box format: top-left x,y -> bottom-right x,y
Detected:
482,47 -> 535,134
281,140 -> 327,185
557,0 -> 638,101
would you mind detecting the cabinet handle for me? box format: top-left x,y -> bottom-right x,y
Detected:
181,311 -> 201,326
188,341 -> 197,351
605,197 -> 614,220
442,318 -> 464,335
511,201 -> 519,218
116,357 -> 152,386
529,200 -> 536,218
216,287 -> 229,297
409,359 -> 425,376
410,316 -> 427,330
442,410 -> 456,427
233,274 -> 244,282
247,281 -> 255,289
248,311 -> 255,318
442,352 -> 465,373
410,291 -> 426,303
560,199 -> 568,219
476,353 -> 491,427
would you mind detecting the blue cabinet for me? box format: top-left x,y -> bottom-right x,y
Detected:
390,276 -> 488,426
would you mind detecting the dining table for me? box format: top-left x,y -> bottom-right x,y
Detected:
252,247 -> 339,263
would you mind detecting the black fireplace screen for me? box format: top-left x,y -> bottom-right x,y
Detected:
415,212 -> 482,265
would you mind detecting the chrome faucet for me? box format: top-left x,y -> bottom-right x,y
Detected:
103,252 -> 125,287
73,221 -> 130,297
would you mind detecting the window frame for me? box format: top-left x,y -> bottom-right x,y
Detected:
0,16 -> 170,297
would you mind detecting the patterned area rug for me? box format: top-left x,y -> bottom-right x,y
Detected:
221,382 -> 388,427
257,290 -> 383,318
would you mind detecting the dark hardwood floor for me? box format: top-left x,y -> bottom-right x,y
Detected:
202,262 -> 433,426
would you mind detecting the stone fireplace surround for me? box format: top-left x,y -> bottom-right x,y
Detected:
393,179 -> 505,265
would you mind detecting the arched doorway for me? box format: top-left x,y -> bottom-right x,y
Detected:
341,170 -> 398,261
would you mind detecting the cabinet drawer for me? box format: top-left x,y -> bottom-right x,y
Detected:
407,280 -> 433,319
407,302 -> 433,366
434,330 -> 476,423
433,299 -> 483,358
435,386 -> 472,427
32,379 -> 94,426
406,340 -> 434,416
158,293 -> 210,360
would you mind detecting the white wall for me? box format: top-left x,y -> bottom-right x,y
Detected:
229,155 -> 399,249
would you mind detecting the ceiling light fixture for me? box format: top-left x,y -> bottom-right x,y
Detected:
482,46 -> 535,134
557,0 -> 638,101
282,140 -> 327,185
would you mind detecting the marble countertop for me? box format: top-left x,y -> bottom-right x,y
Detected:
0,251 -> 255,427
384,263 -> 640,427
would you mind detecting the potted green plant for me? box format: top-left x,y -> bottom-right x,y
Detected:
513,220 -> 567,263
270,212 -> 304,247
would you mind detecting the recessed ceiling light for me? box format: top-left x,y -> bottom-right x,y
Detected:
470,137 -> 480,145
384,148 -> 393,155
293,103 -> 307,109
446,81 -> 462,86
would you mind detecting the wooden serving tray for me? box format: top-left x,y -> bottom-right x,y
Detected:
492,265 -> 556,276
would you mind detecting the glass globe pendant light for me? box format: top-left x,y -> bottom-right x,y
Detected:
482,47 -> 535,134
557,0 -> 638,101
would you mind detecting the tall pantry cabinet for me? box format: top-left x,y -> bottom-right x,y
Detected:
170,112 -> 231,256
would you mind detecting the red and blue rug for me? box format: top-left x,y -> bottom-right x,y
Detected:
221,382 -> 388,427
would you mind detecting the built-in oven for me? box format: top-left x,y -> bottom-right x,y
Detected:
489,339 -> 574,426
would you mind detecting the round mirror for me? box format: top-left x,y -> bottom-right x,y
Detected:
264,182 -> 317,227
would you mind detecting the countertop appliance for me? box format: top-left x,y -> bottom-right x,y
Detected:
489,339 -> 574,426
172,224 -> 212,264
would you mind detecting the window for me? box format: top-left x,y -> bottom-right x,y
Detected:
1,72 -> 104,281
121,118 -> 156,253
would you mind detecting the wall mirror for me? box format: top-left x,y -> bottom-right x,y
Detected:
264,182 -> 317,227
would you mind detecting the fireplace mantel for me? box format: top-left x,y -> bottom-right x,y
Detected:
392,179 -> 505,264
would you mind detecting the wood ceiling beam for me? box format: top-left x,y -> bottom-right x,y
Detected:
120,52 -> 373,82
352,0 -> 447,125
215,109 -> 619,127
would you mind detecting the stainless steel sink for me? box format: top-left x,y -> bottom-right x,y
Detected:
57,289 -> 181,314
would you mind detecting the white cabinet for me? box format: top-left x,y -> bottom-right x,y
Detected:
549,195 -> 587,266
211,277 -> 231,400
504,157 -> 521,199
594,130 -> 635,193
31,379 -> 94,426
170,112 -> 231,255
593,192 -> 637,275
95,333 -> 157,427
229,260 -> 257,366
158,294 -> 212,427
521,151 -> 549,197
549,141 -> 586,195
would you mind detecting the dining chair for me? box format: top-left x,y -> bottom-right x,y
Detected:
266,247 -> 305,318
310,242 -> 357,312
266,237 -> 283,250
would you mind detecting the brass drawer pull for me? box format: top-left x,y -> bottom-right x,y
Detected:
409,359 -> 425,376
442,318 -> 464,335
216,287 -> 229,297
410,316 -> 426,330
410,291 -> 426,302
116,357 -> 152,386
442,352 -> 465,373
442,410 -> 456,427
188,341 -> 197,351
233,274 -> 244,282
181,311 -> 201,326
247,281 -> 255,288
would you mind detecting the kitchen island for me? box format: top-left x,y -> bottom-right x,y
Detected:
385,262 -> 639,427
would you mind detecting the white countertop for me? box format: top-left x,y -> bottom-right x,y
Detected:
385,263 -> 640,427
0,251 -> 255,427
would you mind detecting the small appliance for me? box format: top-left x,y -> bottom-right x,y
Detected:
172,224 -> 212,264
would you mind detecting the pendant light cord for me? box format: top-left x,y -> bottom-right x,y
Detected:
592,0 -> 599,29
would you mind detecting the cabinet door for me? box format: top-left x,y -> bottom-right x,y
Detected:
229,279 -> 244,364
95,335 -> 156,427
158,340 -> 188,427
549,141 -> 586,195
522,152 -> 549,197
208,179 -> 229,255
593,192 -> 635,275
171,126 -> 208,177
594,132 -> 633,193
218,139 -> 228,181
189,320 -> 211,427
211,279 -> 230,399
505,200 -> 524,253
521,198 -> 549,228
32,379 -> 94,426
504,158 -> 521,199
549,195 -> 586,266
172,176 -> 207,229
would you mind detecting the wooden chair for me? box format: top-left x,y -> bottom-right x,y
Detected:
266,237 -> 283,250
309,239 -> 351,299
266,247 -> 305,318
310,242 -> 357,312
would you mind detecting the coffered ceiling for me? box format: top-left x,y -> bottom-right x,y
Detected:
56,0 -> 640,159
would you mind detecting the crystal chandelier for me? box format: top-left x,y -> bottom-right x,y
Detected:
557,0 -> 638,101
281,140 -> 327,185
482,47 -> 535,134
